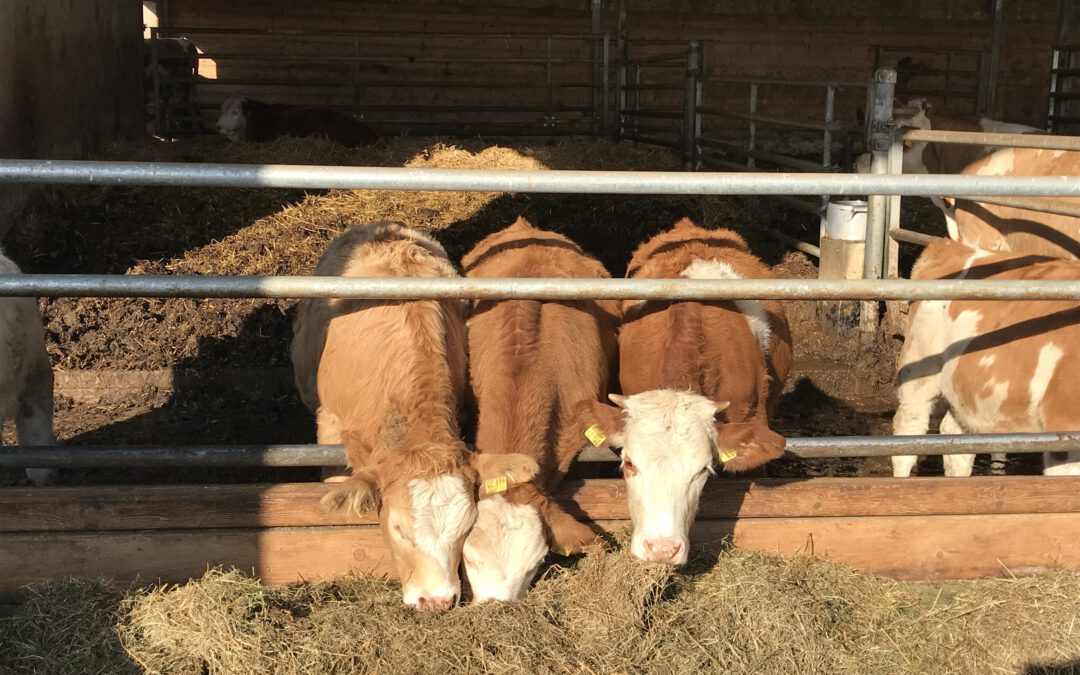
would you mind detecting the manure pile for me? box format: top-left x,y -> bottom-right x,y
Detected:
2,548 -> 1078,674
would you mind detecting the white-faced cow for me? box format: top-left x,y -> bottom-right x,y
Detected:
216,96 -> 382,147
0,249 -> 55,485
855,98 -> 1039,237
460,217 -> 618,602
893,239 -> 1080,477
946,148 -> 1080,260
580,218 -> 792,565
291,221 -> 536,610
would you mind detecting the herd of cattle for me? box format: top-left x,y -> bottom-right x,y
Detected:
2,95 -> 1080,609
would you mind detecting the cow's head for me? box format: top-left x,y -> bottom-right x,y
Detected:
322,445 -> 538,610
215,95 -> 248,141
463,473 -> 597,603
579,390 -> 785,565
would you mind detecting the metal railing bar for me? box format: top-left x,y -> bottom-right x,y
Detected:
900,129 -> 1080,151
171,78 -> 600,90
5,161 -> 1079,197
890,229 -> 944,247
186,53 -> 602,65
621,109 -> 683,120
616,134 -> 681,149
0,275 -> 1077,301
957,195 -> 1080,219
626,50 -> 687,64
764,228 -> 821,258
697,108 -> 848,132
698,137 -> 833,172
704,75 -> 866,88
159,27 -> 607,41
4,432 -> 1077,467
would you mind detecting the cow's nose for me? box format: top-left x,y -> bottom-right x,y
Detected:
416,592 -> 457,611
643,538 -> 684,565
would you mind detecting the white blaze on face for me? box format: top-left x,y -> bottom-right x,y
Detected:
392,475 -> 476,610
215,96 -> 246,141
616,390 -> 720,566
680,259 -> 772,353
463,496 -> 547,603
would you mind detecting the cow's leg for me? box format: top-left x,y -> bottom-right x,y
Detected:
939,411 -> 975,477
19,353 -> 56,486
892,324 -> 943,478
316,407 -> 349,483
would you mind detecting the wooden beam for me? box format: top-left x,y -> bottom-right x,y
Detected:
3,512 -> 1080,593
4,476 -> 1080,533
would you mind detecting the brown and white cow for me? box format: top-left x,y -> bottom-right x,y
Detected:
946,148 -> 1080,260
580,218 -> 792,565
216,96 -> 382,147
855,99 -> 1039,237
0,248 -> 56,485
893,239 -> 1080,477
291,221 -> 536,610
460,217 -> 619,602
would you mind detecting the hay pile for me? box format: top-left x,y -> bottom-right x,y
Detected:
2,548 -> 1078,674
7,136 -> 751,372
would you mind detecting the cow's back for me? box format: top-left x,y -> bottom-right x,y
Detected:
908,240 -> 1080,434
292,222 -> 466,457
621,219 -> 791,418
464,219 -> 618,487
952,148 -> 1080,259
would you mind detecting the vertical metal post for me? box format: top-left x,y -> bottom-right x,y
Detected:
633,63 -> 641,139
601,35 -> 610,136
590,0 -> 602,132
823,85 -> 835,168
150,28 -> 163,136
987,0 -> 1005,116
861,68 -> 897,332
546,37 -> 554,127
748,83 -> 758,169
682,41 -> 700,170
944,51 -> 954,109
695,42 -> 704,158
352,36 -> 361,110
1049,48 -> 1061,133
616,35 -> 627,140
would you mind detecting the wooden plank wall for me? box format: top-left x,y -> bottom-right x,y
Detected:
161,0 -> 1062,134
0,0 -> 143,234
4,476 -> 1080,595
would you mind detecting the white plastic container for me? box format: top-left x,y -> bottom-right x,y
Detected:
822,199 -> 868,242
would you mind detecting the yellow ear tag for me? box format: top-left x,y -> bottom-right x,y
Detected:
584,424 -> 607,447
484,476 -> 508,495
353,503 -> 368,519
719,449 -> 738,464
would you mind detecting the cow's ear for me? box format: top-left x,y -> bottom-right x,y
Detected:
713,421 -> 786,474
539,499 -> 601,557
469,452 -> 539,487
575,398 -> 626,449
319,466 -> 381,518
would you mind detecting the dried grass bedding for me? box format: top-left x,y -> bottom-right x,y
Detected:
2,547 -> 1078,674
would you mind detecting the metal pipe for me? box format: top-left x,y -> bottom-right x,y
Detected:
958,195 -> 1080,219
704,75 -> 867,89
764,228 -> 821,258
4,161 -> 1080,197
0,275 -> 1078,301
682,41 -> 700,170
628,50 -> 688,65
160,26 -> 607,40
748,83 -> 758,169
901,128 -> 1080,151
987,0 -> 1005,114
890,228 -> 944,246
863,68 -> 897,283
697,108 -> 847,132
150,29 -> 163,136
4,432 -> 1078,468
698,137 -> 835,172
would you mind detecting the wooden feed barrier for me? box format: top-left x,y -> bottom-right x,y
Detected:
3,475 -> 1080,595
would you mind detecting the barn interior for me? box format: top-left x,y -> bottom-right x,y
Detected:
2,1 -> 1080,672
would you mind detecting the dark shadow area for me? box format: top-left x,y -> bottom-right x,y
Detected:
1025,662 -> 1080,675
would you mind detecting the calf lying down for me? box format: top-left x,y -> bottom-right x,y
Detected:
894,239 -> 1080,477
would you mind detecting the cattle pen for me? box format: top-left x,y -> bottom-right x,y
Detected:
2,156 -> 1080,596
